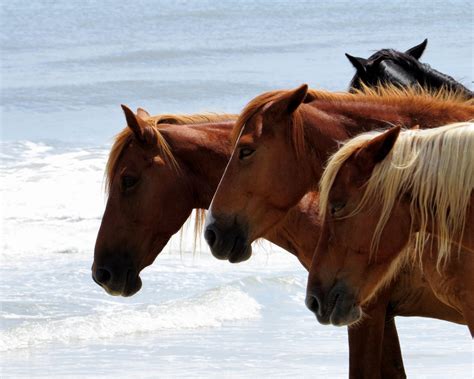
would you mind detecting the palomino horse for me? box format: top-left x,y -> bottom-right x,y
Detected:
93,106 -> 410,377
346,39 -> 474,97
205,85 -> 473,376
306,122 -> 474,335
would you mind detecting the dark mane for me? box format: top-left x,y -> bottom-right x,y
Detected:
348,48 -> 473,99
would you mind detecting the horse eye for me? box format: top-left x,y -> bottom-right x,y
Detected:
330,201 -> 346,215
121,175 -> 139,191
239,148 -> 255,161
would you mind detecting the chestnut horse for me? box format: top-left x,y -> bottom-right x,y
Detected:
346,39 -> 474,98
307,122 -> 474,335
205,85 -> 473,376
92,107 -> 237,296
94,87 -> 472,377
93,106 -> 410,378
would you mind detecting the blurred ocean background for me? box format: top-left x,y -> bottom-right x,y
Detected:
1,1 -> 472,377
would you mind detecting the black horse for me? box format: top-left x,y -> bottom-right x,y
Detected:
346,39 -> 473,98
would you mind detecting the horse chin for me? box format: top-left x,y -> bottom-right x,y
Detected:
228,243 -> 252,263
95,271 -> 142,297
329,302 -> 361,326
121,273 -> 142,297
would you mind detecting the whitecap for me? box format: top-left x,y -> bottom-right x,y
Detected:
0,286 -> 261,351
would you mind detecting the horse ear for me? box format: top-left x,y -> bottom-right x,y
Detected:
345,53 -> 368,73
137,107 -> 150,119
121,104 -> 148,143
267,84 -> 309,117
355,125 -> 401,167
405,39 -> 427,60
303,90 -> 317,103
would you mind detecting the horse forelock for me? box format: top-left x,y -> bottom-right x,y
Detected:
105,128 -> 133,194
106,112 -> 238,194
231,90 -> 285,147
368,49 -> 419,68
320,121 -> 474,271
230,89 -> 313,157
105,124 -> 178,194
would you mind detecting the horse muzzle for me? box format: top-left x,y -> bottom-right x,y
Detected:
92,261 -> 142,297
204,213 -> 252,263
306,282 -> 361,326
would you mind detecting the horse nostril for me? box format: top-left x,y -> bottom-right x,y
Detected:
305,294 -> 320,314
204,228 -> 217,247
94,267 -> 112,285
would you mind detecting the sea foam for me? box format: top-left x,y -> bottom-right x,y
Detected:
0,286 -> 261,351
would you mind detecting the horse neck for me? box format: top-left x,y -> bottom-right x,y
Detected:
419,63 -> 474,98
161,122 -> 234,209
266,192 -> 322,270
410,193 -> 474,253
301,98 -> 474,179
266,96 -> 472,271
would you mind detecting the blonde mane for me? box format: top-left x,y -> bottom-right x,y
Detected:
320,121 -> 474,270
230,85 -> 473,158
105,111 -> 237,245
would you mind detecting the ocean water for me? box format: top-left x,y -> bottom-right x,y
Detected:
1,1 -> 472,378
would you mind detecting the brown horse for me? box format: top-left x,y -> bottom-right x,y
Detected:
204,85 -> 473,376
93,106 -> 409,378
205,85 -> 473,262
92,107 -> 237,296
306,122 -> 474,335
